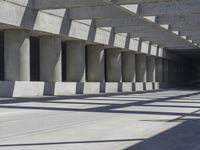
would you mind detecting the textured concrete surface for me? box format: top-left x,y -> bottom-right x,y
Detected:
1,89 -> 200,150
4,29 -> 30,81
40,36 -> 62,82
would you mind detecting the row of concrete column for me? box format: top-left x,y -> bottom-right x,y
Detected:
2,29 -> 180,84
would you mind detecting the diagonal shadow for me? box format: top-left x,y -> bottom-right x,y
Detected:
124,120 -> 200,150
0,88 -> 170,105
0,90 -> 200,120
0,138 -> 144,147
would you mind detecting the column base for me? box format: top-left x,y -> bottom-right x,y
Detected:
0,81 -> 162,97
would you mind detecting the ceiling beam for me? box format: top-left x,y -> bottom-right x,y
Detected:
69,6 -> 131,19
157,14 -> 200,26
139,0 -> 200,16
95,17 -> 147,27
115,26 -> 158,33
33,0 -> 107,9
108,0 -> 181,4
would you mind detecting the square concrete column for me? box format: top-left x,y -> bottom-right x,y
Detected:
86,45 -> 105,82
66,40 -> 86,82
40,36 -> 62,82
105,49 -> 122,82
4,29 -> 30,81
163,59 -> 169,83
136,54 -> 146,82
122,51 -> 135,82
156,58 -> 163,82
146,56 -> 156,82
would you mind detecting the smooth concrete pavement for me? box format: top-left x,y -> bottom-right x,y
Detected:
0,89 -> 200,150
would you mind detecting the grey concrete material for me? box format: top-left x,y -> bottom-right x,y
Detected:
105,82 -> 121,93
4,29 -> 30,81
66,40 -> 86,82
157,14 -> 200,26
144,82 -> 154,90
105,49 -> 122,82
135,54 -> 147,82
95,17 -> 147,27
86,45 -> 105,82
69,5 -> 131,20
122,51 -> 136,82
44,82 -> 105,96
133,82 -> 144,91
146,56 -> 156,82
122,83 -> 133,92
154,82 -> 160,90
33,0 -> 106,9
163,59 -> 169,83
168,61 -> 177,86
139,0 -> 200,16
1,89 -> 200,150
0,31 -> 4,80
0,1 -> 197,59
156,58 -> 163,83
0,81 -> 44,97
40,36 -> 62,82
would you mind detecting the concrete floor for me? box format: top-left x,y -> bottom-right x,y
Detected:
0,89 -> 200,150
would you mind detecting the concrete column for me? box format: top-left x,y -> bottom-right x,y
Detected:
105,49 -> 122,82
4,29 -> 30,81
136,54 -> 146,82
146,56 -> 156,82
168,61 -> 174,85
40,36 -> 62,82
0,31 -> 4,80
66,40 -> 86,82
156,58 -> 163,82
86,45 -> 105,82
122,51 -> 135,82
163,59 -> 169,83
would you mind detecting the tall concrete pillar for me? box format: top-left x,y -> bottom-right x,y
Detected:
146,56 -> 156,82
156,58 -> 163,82
136,54 -> 146,82
86,45 -> 105,82
163,59 -> 169,83
105,49 -> 122,82
66,40 -> 86,82
40,36 -> 62,82
4,29 -> 30,81
168,61 -> 174,85
0,31 -> 4,80
122,51 -> 135,82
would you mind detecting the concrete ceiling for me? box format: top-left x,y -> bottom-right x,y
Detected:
31,0 -> 200,53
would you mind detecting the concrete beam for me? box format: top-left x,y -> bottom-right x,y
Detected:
115,26 -> 158,33
95,17 -> 147,27
69,6 -> 131,19
109,0 -> 180,4
139,0 -> 200,16
180,31 -> 200,36
33,0 -> 106,9
157,14 -> 200,26
171,24 -> 200,31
